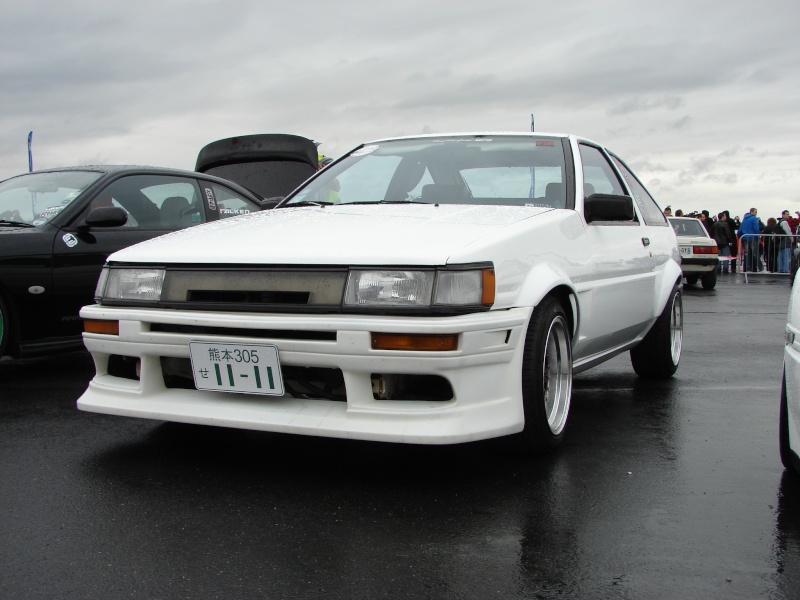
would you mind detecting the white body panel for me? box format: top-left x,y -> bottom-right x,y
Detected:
78,132 -> 682,444
784,279 -> 800,458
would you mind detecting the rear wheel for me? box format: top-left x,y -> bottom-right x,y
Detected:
701,269 -> 717,290
630,286 -> 682,379
513,297 -> 573,454
685,275 -> 698,285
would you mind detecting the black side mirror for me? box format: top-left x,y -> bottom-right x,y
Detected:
83,206 -> 128,228
260,196 -> 284,210
585,194 -> 636,223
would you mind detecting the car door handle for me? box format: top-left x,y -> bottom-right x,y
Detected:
642,237 -> 650,246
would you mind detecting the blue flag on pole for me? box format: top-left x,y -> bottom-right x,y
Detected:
27,131 -> 33,172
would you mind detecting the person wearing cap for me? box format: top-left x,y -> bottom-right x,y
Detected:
316,153 -> 340,203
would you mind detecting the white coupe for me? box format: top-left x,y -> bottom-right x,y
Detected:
78,133 -> 683,454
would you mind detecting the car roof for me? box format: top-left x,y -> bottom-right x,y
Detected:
1,165 -> 263,199
361,132 -> 591,145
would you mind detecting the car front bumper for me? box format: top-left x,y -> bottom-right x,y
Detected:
77,304 -> 533,444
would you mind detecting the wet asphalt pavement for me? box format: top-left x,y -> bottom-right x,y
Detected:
1,274 -> 799,599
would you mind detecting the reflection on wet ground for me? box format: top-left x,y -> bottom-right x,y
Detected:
1,276 -> 798,598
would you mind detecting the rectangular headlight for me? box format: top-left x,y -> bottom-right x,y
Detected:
94,266 -> 110,301
344,270 -> 434,307
101,268 -> 166,302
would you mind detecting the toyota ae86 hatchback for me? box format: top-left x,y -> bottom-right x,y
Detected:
77,133 -> 683,454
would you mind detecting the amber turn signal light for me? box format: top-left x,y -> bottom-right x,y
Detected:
83,319 -> 119,335
371,333 -> 458,351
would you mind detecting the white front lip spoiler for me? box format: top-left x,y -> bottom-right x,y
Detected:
78,305 -> 532,444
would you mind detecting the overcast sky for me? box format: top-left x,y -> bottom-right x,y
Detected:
2,0 -> 798,219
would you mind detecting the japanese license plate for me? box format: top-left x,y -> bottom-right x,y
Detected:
680,246 -> 692,256
189,341 -> 284,396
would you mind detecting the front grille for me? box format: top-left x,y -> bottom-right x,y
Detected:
187,290 -> 311,304
161,268 -> 348,310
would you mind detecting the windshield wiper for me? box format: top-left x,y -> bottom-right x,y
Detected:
277,201 -> 334,208
344,200 -> 431,205
0,219 -> 34,227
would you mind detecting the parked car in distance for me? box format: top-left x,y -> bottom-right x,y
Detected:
669,216 -> 719,290
78,132 -> 683,454
0,166 -> 263,359
782,275 -> 800,475
195,134 -> 319,209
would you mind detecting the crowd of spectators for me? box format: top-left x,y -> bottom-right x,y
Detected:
664,205 -> 798,274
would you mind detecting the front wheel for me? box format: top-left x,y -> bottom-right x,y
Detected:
630,286 -> 682,379
512,297 -> 573,454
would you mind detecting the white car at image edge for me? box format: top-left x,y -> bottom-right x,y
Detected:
77,132 -> 683,454
782,276 -> 800,474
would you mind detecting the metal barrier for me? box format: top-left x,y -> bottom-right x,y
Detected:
737,233 -> 796,282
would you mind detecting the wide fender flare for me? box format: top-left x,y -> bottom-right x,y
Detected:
654,259 -> 684,315
513,262 -> 580,338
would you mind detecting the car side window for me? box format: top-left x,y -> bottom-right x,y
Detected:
212,184 -> 259,219
83,175 -> 204,230
610,154 -> 668,227
578,144 -> 625,197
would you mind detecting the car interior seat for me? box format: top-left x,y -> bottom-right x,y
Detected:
545,182 -> 563,207
420,184 -> 468,203
160,196 -> 191,228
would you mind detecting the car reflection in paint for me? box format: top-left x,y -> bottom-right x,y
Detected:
78,132 -> 683,454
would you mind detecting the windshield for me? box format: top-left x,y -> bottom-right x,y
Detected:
283,136 -> 568,208
0,171 -> 103,226
669,218 -> 707,237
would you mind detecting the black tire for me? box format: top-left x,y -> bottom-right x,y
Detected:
0,294 -> 10,357
701,269 -> 717,290
512,296 -> 573,454
685,275 -> 698,285
630,286 -> 682,379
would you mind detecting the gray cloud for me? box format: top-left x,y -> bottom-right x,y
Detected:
1,0 -> 799,218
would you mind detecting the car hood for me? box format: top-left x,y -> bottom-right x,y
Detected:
109,204 -> 554,265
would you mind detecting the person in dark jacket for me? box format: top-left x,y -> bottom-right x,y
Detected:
726,211 -> 739,272
711,212 -> 735,273
763,217 -> 780,273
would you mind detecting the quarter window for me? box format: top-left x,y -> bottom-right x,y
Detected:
578,144 -> 625,197
610,155 -> 668,227
212,184 -> 259,219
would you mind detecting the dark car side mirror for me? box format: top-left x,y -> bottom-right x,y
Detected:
83,206 -> 128,228
260,196 -> 284,210
585,194 -> 637,223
